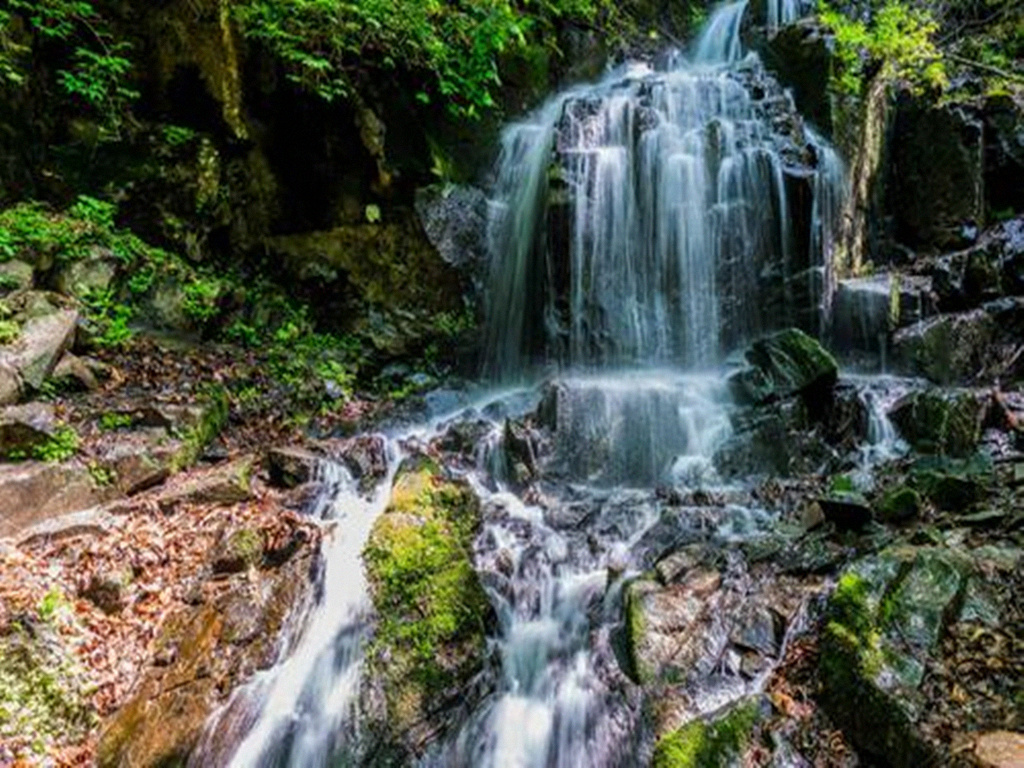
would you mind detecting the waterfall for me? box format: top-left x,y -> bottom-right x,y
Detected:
209,4 -> 848,767
483,1 -> 845,379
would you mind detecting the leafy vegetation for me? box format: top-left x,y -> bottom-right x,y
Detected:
2,0 -> 138,138
232,0 -> 617,117
819,1 -> 948,95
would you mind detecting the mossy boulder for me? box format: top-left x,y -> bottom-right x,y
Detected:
909,455 -> 993,513
651,698 -> 760,768
889,389 -> 986,457
728,328 -> 838,409
362,457 -> 493,757
819,546 -> 1013,767
876,486 -> 923,523
892,310 -> 994,385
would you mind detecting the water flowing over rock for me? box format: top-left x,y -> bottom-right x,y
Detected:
482,2 -> 844,377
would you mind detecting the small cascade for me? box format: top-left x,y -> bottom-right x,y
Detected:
483,0 -> 844,378
196,456 -> 398,767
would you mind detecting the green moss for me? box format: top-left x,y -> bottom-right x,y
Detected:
227,528 -> 263,569
363,464 -> 490,732
651,700 -> 759,768
171,387 -> 229,471
877,487 -> 922,523
624,580 -> 653,684
0,318 -> 18,345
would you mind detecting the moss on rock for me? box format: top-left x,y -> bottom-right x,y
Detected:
363,458 -> 492,749
651,699 -> 759,768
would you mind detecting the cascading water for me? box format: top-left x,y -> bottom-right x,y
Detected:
484,0 -> 842,378
213,4 -> 851,767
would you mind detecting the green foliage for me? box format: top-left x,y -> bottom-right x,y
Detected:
87,461 -> 116,486
233,0 -> 615,118
0,319 -> 18,345
820,1 -> 948,95
34,425 -> 80,462
6,0 -> 138,137
98,412 -> 134,431
0,195 -> 152,266
181,277 -> 223,323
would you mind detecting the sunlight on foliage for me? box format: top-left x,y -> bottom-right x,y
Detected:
819,1 -> 948,96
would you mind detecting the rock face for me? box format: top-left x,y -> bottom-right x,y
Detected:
820,546 -> 1021,767
414,184 -> 489,274
361,457 -> 493,760
728,328 -> 838,408
888,98 -> 984,252
97,544 -> 317,768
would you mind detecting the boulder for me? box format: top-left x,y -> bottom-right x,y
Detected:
817,492 -> 873,530
974,731 -> 1024,768
0,303 -> 78,400
983,91 -> 1024,214
266,445 -> 321,488
889,389 -> 987,457
0,461 -> 115,539
361,458 -> 493,758
0,402 -> 56,459
55,248 -> 117,300
876,486 -> 922,524
154,455 -> 254,512
0,260 -> 33,294
728,328 -> 838,408
51,353 -> 100,391
0,620 -> 97,757
820,546 -> 1021,767
414,184 -> 489,274
760,18 -> 833,135
892,310 -> 993,385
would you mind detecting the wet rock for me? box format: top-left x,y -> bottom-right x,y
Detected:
892,308 -> 993,385
98,545 -> 316,768
819,545 -> 1020,767
331,434 -> 389,490
728,328 -> 838,408
817,492 -> 873,530
983,91 -> 1024,214
266,445 -> 320,488
714,399 -> 836,478
910,455 -> 992,512
651,698 -> 761,768
0,401 -> 56,459
889,389 -> 986,456
760,18 -> 832,134
361,458 -> 493,758
0,461 -> 115,539
624,569 -> 725,685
